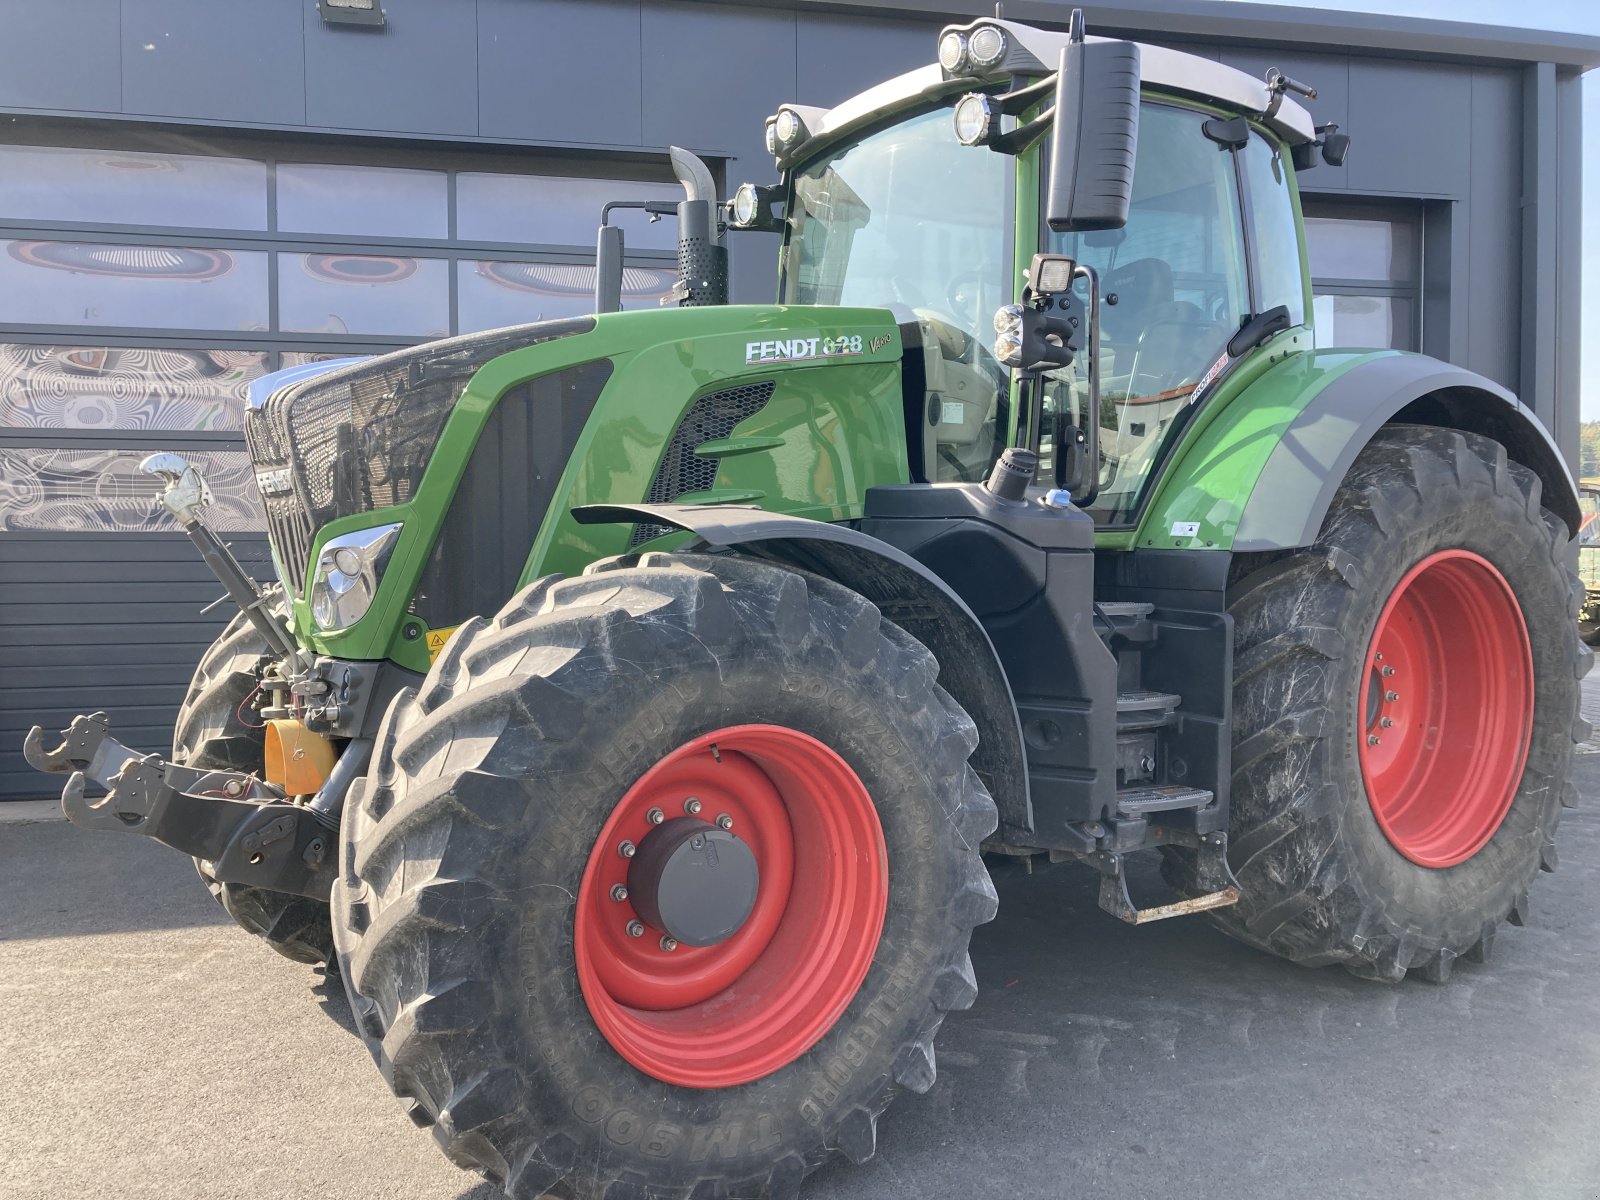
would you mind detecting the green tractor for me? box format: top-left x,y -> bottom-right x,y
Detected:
26,12 -> 1588,1199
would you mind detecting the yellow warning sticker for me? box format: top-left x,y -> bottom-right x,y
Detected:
425,625 -> 460,662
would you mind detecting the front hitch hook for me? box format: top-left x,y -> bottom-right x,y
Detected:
23,711 -> 112,775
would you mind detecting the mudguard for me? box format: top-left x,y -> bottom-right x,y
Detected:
1234,354 -> 1579,551
573,502 -> 1033,838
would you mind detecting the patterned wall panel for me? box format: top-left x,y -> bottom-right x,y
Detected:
0,446 -> 262,532
0,343 -> 268,432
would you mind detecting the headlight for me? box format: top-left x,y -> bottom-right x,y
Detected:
310,522 -> 402,632
953,94 -> 995,146
764,118 -> 779,157
993,304 -> 1025,367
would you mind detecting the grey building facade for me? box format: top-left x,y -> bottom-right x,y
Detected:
0,0 -> 1595,798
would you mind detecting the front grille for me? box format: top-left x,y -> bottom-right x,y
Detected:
631,380 -> 775,546
246,316 -> 593,593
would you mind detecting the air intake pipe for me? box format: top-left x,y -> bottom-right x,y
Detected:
669,146 -> 727,307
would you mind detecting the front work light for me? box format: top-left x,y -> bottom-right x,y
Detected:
311,522 -> 402,632
726,182 -> 783,232
1028,253 -> 1077,296
939,31 -> 968,73
953,94 -> 996,146
764,118 -> 779,157
730,183 -> 762,226
967,24 -> 1007,68
774,108 -> 805,147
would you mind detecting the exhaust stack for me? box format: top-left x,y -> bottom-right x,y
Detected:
668,146 -> 727,307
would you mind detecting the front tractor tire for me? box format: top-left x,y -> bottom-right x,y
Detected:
332,552 -> 999,1200
174,595 -> 334,965
1175,425 -> 1588,982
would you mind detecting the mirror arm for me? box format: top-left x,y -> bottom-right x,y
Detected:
990,106 -> 1056,156
995,73 -> 1058,116
1058,263 -> 1102,505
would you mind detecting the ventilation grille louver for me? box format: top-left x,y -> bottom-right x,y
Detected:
631,380 -> 775,546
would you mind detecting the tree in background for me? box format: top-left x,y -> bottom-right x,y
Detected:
1581,423 -> 1600,482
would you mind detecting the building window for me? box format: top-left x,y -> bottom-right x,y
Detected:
276,163 -> 449,240
1302,202 -> 1421,351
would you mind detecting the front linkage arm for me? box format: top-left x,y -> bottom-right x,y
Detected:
24,712 -> 338,901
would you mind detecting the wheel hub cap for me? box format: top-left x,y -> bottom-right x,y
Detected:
627,817 -> 760,947
1358,549 -> 1534,868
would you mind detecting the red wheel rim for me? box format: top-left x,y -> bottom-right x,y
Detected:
1358,550 -> 1533,868
574,725 -> 887,1088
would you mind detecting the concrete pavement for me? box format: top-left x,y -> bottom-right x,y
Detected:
4,703 -> 1600,1200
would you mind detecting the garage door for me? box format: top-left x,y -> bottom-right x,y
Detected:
0,130 -> 683,798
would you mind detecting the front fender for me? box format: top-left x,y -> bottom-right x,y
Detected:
574,502 -> 1033,839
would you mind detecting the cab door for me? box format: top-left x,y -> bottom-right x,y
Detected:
1035,101 -> 1308,525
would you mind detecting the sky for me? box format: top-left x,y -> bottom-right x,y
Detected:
1218,0 -> 1598,416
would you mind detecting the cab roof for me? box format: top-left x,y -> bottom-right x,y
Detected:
780,17 -> 1317,170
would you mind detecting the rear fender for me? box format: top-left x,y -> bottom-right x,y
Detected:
573,503 -> 1033,838
1234,354 -> 1579,549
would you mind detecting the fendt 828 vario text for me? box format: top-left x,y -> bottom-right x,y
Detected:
26,13 -> 1588,1199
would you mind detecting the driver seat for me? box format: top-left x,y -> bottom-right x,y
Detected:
1102,258 -> 1217,398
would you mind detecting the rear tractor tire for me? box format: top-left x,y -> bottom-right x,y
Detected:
332,551 -> 998,1200
1169,425 -> 1588,982
175,595 -> 334,966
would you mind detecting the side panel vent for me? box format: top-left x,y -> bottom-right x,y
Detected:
631,380 -> 775,546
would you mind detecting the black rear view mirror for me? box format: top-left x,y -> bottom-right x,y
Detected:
594,224 -> 624,314
1045,13 -> 1140,234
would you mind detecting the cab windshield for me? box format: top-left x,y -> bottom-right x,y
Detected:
783,107 -> 1013,483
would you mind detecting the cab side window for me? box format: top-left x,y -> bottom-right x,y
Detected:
1238,132 -> 1308,327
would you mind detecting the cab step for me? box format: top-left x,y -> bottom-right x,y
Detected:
1092,832 -> 1241,925
1116,689 -> 1181,732
1115,783 -> 1214,816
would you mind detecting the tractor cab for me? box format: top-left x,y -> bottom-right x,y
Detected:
743,14 -> 1331,523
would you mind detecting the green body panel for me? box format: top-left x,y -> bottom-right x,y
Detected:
1127,343 -> 1395,551
517,307 -> 907,582
285,304 -> 907,670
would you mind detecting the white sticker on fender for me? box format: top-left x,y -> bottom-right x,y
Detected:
1170,521 -> 1201,537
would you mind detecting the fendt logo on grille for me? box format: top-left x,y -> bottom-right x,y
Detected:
255,468 -> 294,496
745,335 -> 864,365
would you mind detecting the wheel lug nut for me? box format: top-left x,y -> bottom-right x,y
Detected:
1380,718 -> 1393,728
659,935 -> 678,952
684,797 -> 702,815
1382,666 -> 1395,677
618,840 -> 636,859
1375,653 -> 1384,662
646,807 -> 665,825
1368,734 -> 1381,746
626,920 -> 645,938
610,884 -> 629,902
1385,691 -> 1399,702
717,814 -> 733,831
